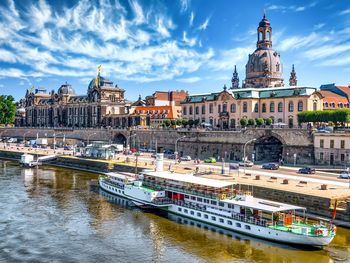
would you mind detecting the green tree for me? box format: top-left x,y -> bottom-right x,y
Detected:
0,96 -> 16,125
188,119 -> 194,127
176,119 -> 182,126
255,118 -> 265,126
182,119 -> 189,126
164,120 -> 171,127
240,118 -> 248,127
170,119 -> 176,126
248,118 -> 256,126
194,119 -> 200,126
265,118 -> 272,125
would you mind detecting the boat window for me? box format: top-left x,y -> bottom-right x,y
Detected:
219,202 -> 225,207
236,223 -> 241,228
178,207 -> 182,212
197,212 -> 201,217
197,197 -> 203,202
204,214 -> 208,219
191,196 -> 196,200
184,209 -> 188,213
185,195 -> 189,198
228,204 -> 232,208
219,218 -> 224,223
227,220 -> 232,225
245,225 -> 251,230
190,211 -> 194,215
211,200 -> 217,205
211,216 -> 216,221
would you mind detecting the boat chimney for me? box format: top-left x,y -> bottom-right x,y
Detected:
156,153 -> 164,172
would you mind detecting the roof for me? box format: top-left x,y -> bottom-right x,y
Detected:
181,92 -> 220,104
223,196 -> 306,213
142,171 -> 235,188
133,105 -> 181,119
319,90 -> 349,108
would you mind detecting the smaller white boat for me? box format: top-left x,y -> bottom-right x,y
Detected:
99,172 -> 136,198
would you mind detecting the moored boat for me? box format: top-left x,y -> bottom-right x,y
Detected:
98,172 -> 136,198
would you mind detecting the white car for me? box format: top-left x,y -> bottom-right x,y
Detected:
338,172 -> 350,179
238,161 -> 254,167
180,156 -> 192,161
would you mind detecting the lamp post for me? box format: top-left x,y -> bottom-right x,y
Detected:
53,132 -> 66,150
126,134 -> 136,152
243,138 -> 256,175
87,132 -> 97,145
175,136 -> 186,164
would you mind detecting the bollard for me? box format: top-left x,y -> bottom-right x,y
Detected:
283,179 -> 288,184
320,184 -> 327,190
255,175 -> 260,180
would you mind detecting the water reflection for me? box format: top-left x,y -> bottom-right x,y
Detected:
0,161 -> 349,263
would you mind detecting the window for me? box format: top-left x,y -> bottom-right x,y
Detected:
320,139 -> 324,148
211,200 -> 217,205
219,202 -> 225,207
184,209 -> 188,213
228,204 -> 232,209
223,103 -> 227,112
243,102 -> 247,113
298,101 -> 303,112
270,102 -> 275,112
189,107 -> 193,115
231,103 -> 236,113
190,211 -> 194,215
183,107 -> 187,115
218,104 -> 221,113
178,207 -> 182,212
195,106 -> 199,115
262,103 -> 266,112
197,197 -> 203,202
288,101 -> 294,112
211,216 -> 216,221
209,104 -> 213,113
219,218 -> 224,223
245,225 -> 251,230
254,103 -> 258,113
197,212 -> 201,217
185,195 -> 189,198
204,214 -> 208,219
341,140 -> 345,149
278,102 -> 283,112
330,140 -> 334,148
201,105 -> 205,114
341,154 -> 345,162
236,223 -> 241,228
191,196 -> 196,200
320,152 -> 324,160
227,220 -> 232,225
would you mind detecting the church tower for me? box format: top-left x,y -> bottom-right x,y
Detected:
257,12 -> 272,49
289,64 -> 297,86
231,65 -> 239,89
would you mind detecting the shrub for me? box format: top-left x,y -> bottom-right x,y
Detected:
265,118 -> 272,125
248,118 -> 256,126
240,118 -> 248,127
255,118 -> 265,126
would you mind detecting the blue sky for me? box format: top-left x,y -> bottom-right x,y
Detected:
0,0 -> 350,101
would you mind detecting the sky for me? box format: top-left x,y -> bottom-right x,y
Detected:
0,0 -> 350,102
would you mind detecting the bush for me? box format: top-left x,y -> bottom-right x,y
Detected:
194,119 -> 200,126
240,118 -> 248,127
176,119 -> 182,126
298,109 -> 350,126
181,119 -> 189,126
170,120 -> 176,126
188,119 -> 194,126
247,118 -> 256,126
255,118 -> 265,126
164,120 -> 171,127
265,118 -> 272,125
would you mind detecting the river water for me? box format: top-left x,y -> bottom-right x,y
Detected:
0,160 -> 349,263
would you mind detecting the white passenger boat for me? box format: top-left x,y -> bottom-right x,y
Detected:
98,172 -> 136,198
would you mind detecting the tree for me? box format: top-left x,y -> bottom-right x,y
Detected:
176,119 -> 182,126
297,110 -> 350,126
255,118 -> 265,126
188,119 -> 194,127
0,96 -> 16,125
265,118 -> 272,125
170,119 -> 176,126
194,119 -> 200,126
181,119 -> 189,126
164,120 -> 171,127
240,118 -> 248,127
248,118 -> 256,126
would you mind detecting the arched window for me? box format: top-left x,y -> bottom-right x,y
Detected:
324,102 -> 328,108
243,102 -> 247,113
189,106 -> 193,115
195,106 -> 199,115
313,102 -> 317,111
270,102 -> 275,112
183,107 -> 187,115
230,103 -> 236,113
277,118 -> 283,123
297,101 -> 303,112
209,104 -> 213,113
201,105 -> 205,114
339,103 -> 343,108
262,103 -> 266,113
223,103 -> 227,112
278,102 -> 283,112
276,63 -> 280,72
254,103 -> 258,112
288,101 -> 294,112
218,104 -> 221,113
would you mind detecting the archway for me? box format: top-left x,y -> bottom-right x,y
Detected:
254,136 -> 283,162
114,133 -> 126,146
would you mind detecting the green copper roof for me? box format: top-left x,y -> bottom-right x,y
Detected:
181,92 -> 220,104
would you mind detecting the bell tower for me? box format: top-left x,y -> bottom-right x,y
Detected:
231,65 -> 240,89
257,11 -> 272,49
289,64 -> 297,86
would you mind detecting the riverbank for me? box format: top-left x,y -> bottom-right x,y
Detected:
0,148 -> 349,228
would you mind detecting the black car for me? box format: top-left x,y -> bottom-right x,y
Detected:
298,167 -> 316,174
262,163 -> 279,170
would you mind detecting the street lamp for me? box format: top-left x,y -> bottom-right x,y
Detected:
243,138 -> 256,175
175,136 -> 186,164
87,132 -> 97,145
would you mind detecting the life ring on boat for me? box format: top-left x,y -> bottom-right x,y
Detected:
221,194 -> 226,200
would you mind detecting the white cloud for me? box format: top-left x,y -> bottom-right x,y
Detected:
129,0 -> 146,25
208,47 -> 252,71
177,76 -> 201,83
339,9 -> 350,15
156,17 -> 171,37
198,17 -> 210,31
303,44 -> 350,60
180,0 -> 190,13
277,33 -> 325,51
189,11 -> 195,27
266,3 -> 313,13
182,31 -> 197,47
0,68 -> 27,78
313,23 -> 325,30
28,0 -> 52,30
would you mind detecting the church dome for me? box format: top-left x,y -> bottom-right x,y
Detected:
58,83 -> 75,95
88,76 -> 114,90
259,14 -> 270,27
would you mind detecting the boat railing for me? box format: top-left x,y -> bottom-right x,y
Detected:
101,179 -> 124,189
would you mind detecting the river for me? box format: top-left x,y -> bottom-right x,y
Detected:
0,160 -> 349,263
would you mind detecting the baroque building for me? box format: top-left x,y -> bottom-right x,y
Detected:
23,73 -> 131,128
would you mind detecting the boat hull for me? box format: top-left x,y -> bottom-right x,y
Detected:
99,179 -> 127,198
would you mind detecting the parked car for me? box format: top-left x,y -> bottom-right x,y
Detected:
298,167 -> 316,174
130,148 -> 137,153
167,154 -> 176,159
147,148 -> 156,153
239,161 -> 254,167
64,146 -> 73,151
139,148 -> 147,152
338,171 -> 350,179
180,156 -> 192,161
262,163 -> 279,170
163,149 -> 174,155
204,157 -> 216,163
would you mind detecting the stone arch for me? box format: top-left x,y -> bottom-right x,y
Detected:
114,133 -> 126,145
254,135 -> 283,162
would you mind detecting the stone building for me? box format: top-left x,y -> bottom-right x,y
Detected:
22,74 -> 131,128
181,14 -> 323,129
314,133 -> 350,166
319,84 -> 350,109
